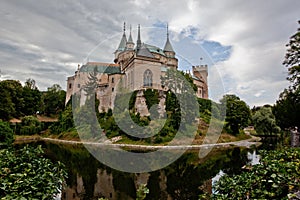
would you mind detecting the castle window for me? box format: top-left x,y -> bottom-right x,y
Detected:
112,87 -> 114,92
77,84 -> 80,88
143,69 -> 153,87
69,83 -> 72,89
112,77 -> 114,83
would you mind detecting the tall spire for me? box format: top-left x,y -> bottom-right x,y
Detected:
136,24 -> 141,50
128,25 -> 133,43
126,24 -> 135,50
116,22 -> 127,52
164,23 -> 174,52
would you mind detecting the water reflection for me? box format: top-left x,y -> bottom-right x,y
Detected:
42,142 -> 252,200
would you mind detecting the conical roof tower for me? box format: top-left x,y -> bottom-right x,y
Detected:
126,25 -> 135,50
116,22 -> 127,52
163,24 -> 175,57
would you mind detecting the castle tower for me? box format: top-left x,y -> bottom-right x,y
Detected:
163,24 -> 175,58
192,65 -> 208,98
114,22 -> 127,59
126,25 -> 135,50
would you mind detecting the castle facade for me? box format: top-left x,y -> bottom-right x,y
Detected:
66,24 -> 208,113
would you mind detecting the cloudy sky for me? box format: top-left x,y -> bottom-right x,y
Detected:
0,0 -> 299,107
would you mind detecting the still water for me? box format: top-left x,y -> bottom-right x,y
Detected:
32,141 -> 257,200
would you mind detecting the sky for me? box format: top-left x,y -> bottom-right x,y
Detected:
0,0 -> 299,107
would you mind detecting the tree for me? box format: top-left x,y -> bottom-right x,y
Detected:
42,84 -> 66,116
0,121 -> 14,147
252,106 -> 281,135
273,21 -> 300,129
273,88 -> 300,129
22,79 -> 41,115
283,20 -> 300,90
0,80 -> 24,119
19,115 -> 42,135
220,94 -> 251,135
50,100 -> 75,134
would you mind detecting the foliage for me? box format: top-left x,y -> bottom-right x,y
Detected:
161,69 -> 197,92
50,100 -> 75,134
42,84 -> 66,116
220,94 -> 251,135
0,145 -> 67,199
0,79 -> 44,120
252,106 -> 281,135
283,20 -> 300,90
136,184 -> 149,200
144,89 -> 159,115
0,121 -> 14,148
22,79 -> 41,115
273,87 -> 300,129
210,148 -> 300,199
0,80 -> 24,120
19,115 -> 42,135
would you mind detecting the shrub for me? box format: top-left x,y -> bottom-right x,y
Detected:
0,121 -> 14,148
0,145 -> 67,199
209,148 -> 300,199
19,115 -> 42,135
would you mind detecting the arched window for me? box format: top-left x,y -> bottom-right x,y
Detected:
143,69 -> 153,87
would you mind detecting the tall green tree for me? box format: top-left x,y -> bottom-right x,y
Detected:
283,20 -> 300,90
22,79 -> 41,115
0,121 -> 14,147
0,80 -> 24,119
252,106 -> 281,135
273,21 -> 300,129
220,94 -> 251,135
42,84 -> 66,116
273,88 -> 300,128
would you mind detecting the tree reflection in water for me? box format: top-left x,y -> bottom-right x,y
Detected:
42,142 -> 251,200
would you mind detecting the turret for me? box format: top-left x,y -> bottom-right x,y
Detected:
192,65 -> 208,84
126,25 -> 135,50
163,24 -> 175,58
114,22 -> 127,59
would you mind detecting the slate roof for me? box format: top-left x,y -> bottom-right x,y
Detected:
116,33 -> 127,52
164,37 -> 174,52
145,44 -> 166,56
137,44 -> 155,58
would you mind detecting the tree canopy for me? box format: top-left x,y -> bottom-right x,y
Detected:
273,21 -> 300,129
283,20 -> 300,90
252,106 -> 280,135
220,94 -> 251,135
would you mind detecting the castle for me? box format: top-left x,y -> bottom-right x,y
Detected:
66,23 -> 208,114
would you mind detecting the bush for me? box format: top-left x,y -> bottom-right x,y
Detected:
0,145 -> 67,199
0,121 -> 14,148
209,148 -> 300,199
19,116 -> 42,135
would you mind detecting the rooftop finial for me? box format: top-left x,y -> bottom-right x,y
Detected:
167,23 -> 169,38
123,22 -> 126,33
137,24 -> 141,50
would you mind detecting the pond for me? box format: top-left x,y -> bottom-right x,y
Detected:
27,141 -> 257,200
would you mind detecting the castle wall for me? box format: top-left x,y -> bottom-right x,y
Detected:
132,59 -> 162,91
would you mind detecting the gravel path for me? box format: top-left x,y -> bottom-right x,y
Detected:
41,136 -> 261,150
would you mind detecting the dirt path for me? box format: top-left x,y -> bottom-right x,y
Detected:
41,135 -> 261,150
